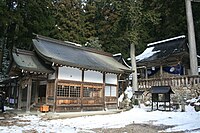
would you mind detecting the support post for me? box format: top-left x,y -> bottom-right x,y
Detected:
80,69 -> 84,111
185,0 -> 198,75
17,86 -> 22,110
35,81 -> 39,104
160,65 -> 163,86
26,78 -> 32,112
53,68 -> 58,112
103,72 -> 106,110
130,44 -> 138,94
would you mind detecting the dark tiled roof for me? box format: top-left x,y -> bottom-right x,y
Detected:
113,53 -> 131,68
136,35 -> 189,67
151,86 -> 174,94
12,49 -> 54,74
33,35 -> 131,73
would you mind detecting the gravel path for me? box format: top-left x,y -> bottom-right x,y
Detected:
91,123 -> 183,133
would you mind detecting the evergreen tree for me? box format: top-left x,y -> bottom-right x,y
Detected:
0,0 -> 55,77
0,0 -> 55,50
14,0 -> 55,49
94,0 -> 125,56
82,0 -> 97,39
93,0 -> 156,58
0,0 -> 200,73
51,0 -> 85,44
142,0 -> 187,41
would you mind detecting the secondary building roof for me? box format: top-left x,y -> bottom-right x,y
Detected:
151,86 -> 174,94
136,35 -> 189,67
32,35 -> 131,73
12,49 -> 54,74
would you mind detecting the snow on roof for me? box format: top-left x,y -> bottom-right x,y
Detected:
136,47 -> 160,62
147,35 -> 185,47
113,53 -> 122,56
113,53 -> 131,68
134,35 -> 187,63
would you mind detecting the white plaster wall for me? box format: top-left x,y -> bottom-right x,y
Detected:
48,73 -> 56,80
39,81 -> 47,85
105,73 -> 118,85
84,70 -> 103,83
58,66 -> 82,81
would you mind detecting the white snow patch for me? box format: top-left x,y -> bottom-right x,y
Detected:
135,47 -> 160,62
0,104 -> 200,132
4,106 -> 14,110
147,35 -> 185,47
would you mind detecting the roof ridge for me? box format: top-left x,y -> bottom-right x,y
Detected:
34,34 -> 113,57
13,48 -> 34,56
147,35 -> 186,47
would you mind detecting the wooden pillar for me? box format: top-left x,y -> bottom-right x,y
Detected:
80,69 -> 84,111
53,78 -> 57,112
185,0 -> 198,75
130,43 -> 138,92
17,86 -> 22,110
145,67 -> 148,80
103,72 -> 106,110
35,81 -> 39,104
13,80 -> 17,108
53,68 -> 58,112
26,78 -> 32,112
116,74 -> 119,108
160,65 -> 163,86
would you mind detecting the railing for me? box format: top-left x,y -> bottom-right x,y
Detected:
138,75 -> 200,90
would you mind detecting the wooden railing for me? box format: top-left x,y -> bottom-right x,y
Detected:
138,75 -> 200,90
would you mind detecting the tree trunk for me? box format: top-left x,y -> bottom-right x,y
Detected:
185,0 -> 198,75
130,44 -> 138,94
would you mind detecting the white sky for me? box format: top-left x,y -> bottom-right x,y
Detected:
1,103 -> 200,133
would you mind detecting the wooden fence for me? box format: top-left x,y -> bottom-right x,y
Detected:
138,75 -> 200,90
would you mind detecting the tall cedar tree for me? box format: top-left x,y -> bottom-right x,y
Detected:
16,0 -> 55,49
1,0 -> 55,50
94,0 -> 152,58
94,0 -> 128,57
51,0 -> 85,44
0,0 -> 200,62
82,0 -> 97,39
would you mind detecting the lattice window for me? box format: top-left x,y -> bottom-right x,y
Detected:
83,86 -> 102,97
57,84 -> 80,97
70,86 -> 80,97
105,85 -> 117,96
57,85 -> 64,96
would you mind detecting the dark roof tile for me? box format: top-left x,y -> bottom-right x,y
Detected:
33,35 -> 131,73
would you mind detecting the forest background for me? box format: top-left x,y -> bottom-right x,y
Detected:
0,0 -> 200,78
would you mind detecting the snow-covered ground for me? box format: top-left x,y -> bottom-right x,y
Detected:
0,104 -> 200,133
